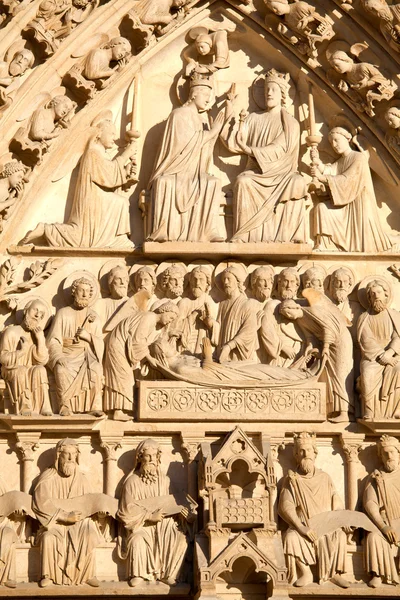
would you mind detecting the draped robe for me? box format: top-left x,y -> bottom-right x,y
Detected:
47,306 -> 103,413
104,311 -> 159,412
32,468 -> 102,585
259,300 -> 304,367
43,140 -> 132,248
117,472 -> 188,582
212,294 -> 259,361
297,300 -> 354,414
148,102 -> 222,242
279,469 -> 347,584
364,468 -> 400,584
358,309 -> 400,418
0,479 -> 18,585
225,108 -> 307,243
0,324 -> 51,414
315,150 -> 392,252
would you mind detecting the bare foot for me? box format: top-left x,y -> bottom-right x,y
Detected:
368,575 -> 382,588
331,574 -> 350,588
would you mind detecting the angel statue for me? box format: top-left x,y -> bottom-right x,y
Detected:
326,42 -> 397,117
10,91 -> 76,165
64,36 -> 131,102
183,25 -> 230,76
361,0 -> 400,53
20,111 -> 138,248
310,118 -> 394,253
24,0 -> 99,57
264,0 -> 334,63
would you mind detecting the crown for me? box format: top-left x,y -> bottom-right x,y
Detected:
293,432 -> 317,448
189,72 -> 213,90
264,68 -> 290,92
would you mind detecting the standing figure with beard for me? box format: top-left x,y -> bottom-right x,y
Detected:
32,438 -> 102,588
279,432 -> 350,589
103,303 -> 180,420
0,298 -> 52,416
131,266 -> 157,311
47,277 -> 104,416
117,438 -> 195,587
329,268 -> 362,337
152,264 -> 186,311
259,267 -> 305,367
363,435 -> 400,588
358,278 -> 400,420
95,265 -> 129,332
249,265 -> 275,312
205,266 -> 258,362
302,266 -> 326,294
176,266 -> 216,356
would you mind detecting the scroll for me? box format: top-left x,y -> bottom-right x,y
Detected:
53,493 -> 119,518
309,509 -> 382,538
0,490 -> 35,518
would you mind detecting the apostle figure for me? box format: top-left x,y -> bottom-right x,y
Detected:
21,111 -> 137,247
95,264 -> 129,332
175,265 -> 216,355
1,298 -> 51,416
147,73 -> 224,243
328,267 -> 362,338
32,438 -> 103,587
220,69 -> 307,243
204,265 -> 258,362
276,267 -> 300,301
131,265 -> 157,310
117,438 -> 195,587
47,277 -> 104,416
358,278 -> 400,420
152,263 -> 186,310
279,432 -> 350,588
280,288 -> 354,422
363,435 -> 400,588
302,266 -> 325,293
104,302 -> 179,420
249,265 -> 275,308
311,125 -> 393,253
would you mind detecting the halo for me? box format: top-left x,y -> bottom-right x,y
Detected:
63,270 -> 100,306
129,260 -> 157,292
98,260 -> 128,295
247,262 -> 275,290
251,72 -> 294,110
325,40 -> 349,64
155,261 -> 187,278
326,264 -> 357,295
328,113 -> 358,138
214,260 -> 248,292
14,295 -> 53,328
357,274 -> 393,309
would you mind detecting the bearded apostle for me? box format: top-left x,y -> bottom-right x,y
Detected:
117,439 -> 195,587
0,298 -> 52,416
311,126 -> 393,253
32,438 -> 103,587
47,277 -> 104,416
280,288 -> 354,422
103,303 -> 180,420
358,278 -> 400,420
205,265 -> 259,362
94,264 -> 129,332
279,432 -> 350,588
220,69 -> 307,243
363,435 -> 400,588
147,74 -> 224,243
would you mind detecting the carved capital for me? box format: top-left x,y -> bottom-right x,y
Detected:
340,434 -> 364,463
99,436 -> 122,462
270,437 -> 286,462
15,433 -> 41,462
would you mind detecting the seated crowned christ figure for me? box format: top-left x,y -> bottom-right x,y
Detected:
220,69 -> 308,243
147,73 -> 225,243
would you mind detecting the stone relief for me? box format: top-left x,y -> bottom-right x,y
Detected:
118,438 -> 196,587
1,0 -> 400,596
24,0 -> 100,58
220,70 -> 308,243
264,0 -> 334,65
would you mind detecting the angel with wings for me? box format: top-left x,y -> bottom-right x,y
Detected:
310,117 -> 394,253
184,25 -> 231,76
326,42 -> 397,117
10,90 -> 76,165
264,0 -> 334,62
64,35 -> 131,102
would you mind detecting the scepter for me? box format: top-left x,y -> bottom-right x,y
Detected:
305,80 -> 325,194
